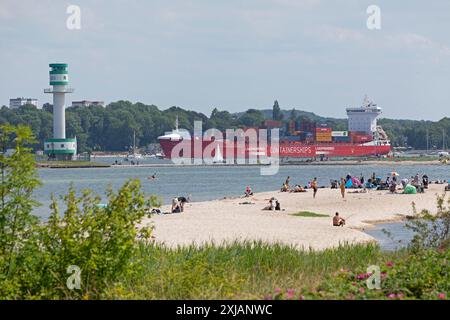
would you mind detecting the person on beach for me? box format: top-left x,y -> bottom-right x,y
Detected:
340,178 -> 346,198
290,185 -> 305,193
244,186 -> 253,197
360,174 -> 365,185
333,212 -> 346,227
171,197 -> 181,213
285,176 -> 291,188
263,197 -> 277,211
311,177 -> 318,198
177,196 -> 189,212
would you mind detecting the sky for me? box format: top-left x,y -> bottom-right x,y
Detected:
1,0 -> 450,120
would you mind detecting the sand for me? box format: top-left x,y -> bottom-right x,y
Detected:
140,184 -> 448,250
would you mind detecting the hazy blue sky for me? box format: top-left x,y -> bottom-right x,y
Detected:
1,0 -> 450,120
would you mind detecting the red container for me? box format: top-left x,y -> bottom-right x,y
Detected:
316,127 -> 332,133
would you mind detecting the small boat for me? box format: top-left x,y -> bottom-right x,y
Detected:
127,130 -> 143,160
213,145 -> 224,163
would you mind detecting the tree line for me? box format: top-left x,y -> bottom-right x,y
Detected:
0,101 -> 448,152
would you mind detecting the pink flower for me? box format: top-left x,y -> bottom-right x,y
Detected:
286,289 -> 295,299
357,272 -> 372,280
274,288 -> 281,295
397,293 -> 404,299
387,293 -> 396,299
359,287 -> 365,294
351,282 -> 357,286
438,293 -> 446,300
264,295 -> 273,300
386,261 -> 394,267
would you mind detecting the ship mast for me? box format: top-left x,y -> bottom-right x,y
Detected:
133,130 -> 136,156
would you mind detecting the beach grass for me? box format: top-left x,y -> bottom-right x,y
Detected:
103,242 -> 403,299
291,211 -> 329,217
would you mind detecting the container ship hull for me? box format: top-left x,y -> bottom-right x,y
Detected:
158,138 -> 391,160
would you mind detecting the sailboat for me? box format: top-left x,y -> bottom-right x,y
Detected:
212,144 -> 224,164
127,130 -> 143,160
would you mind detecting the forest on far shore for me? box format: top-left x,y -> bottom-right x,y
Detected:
1,100 -> 448,153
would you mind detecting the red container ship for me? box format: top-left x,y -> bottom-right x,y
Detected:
158,97 -> 391,160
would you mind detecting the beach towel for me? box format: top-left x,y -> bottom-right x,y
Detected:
403,184 -> 417,194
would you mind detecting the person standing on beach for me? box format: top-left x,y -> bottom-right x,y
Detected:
311,177 -> 318,198
340,178 -> 346,198
285,176 -> 291,189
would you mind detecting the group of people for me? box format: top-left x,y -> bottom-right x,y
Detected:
280,176 -> 318,198
171,196 -> 189,213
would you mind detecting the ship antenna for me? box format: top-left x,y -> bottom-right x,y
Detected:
363,95 -> 369,108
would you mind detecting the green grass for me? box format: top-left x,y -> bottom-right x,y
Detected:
291,211 -> 329,217
103,242 -> 404,300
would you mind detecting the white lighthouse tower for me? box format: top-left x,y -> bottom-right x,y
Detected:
44,63 -> 77,160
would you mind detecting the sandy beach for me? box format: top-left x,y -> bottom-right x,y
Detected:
140,184 -> 448,250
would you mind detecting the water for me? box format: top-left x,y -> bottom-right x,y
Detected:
33,161 -> 448,249
365,222 -> 415,251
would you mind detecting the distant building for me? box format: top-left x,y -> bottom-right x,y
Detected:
9,97 -> 39,109
72,100 -> 105,107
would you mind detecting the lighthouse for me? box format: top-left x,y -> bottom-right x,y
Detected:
43,63 -> 77,160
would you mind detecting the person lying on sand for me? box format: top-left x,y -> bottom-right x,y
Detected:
290,185 -> 306,193
333,212 -> 346,227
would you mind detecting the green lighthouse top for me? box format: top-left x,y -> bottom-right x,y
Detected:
49,63 -> 69,85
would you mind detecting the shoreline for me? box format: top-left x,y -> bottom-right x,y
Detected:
140,184 -> 447,250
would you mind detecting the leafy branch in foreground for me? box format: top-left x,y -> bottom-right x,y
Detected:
408,195 -> 450,251
0,125 -> 41,276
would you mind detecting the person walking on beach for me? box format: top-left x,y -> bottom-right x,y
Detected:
340,178 -> 346,198
311,177 -> 318,198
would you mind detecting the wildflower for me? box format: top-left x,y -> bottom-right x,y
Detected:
386,261 -> 394,267
359,287 -> 365,294
387,293 -> 396,299
397,293 -> 404,299
286,289 -> 295,299
274,287 -> 281,295
264,295 -> 273,300
438,293 -> 446,300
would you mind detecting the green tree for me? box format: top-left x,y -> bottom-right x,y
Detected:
0,125 -> 41,275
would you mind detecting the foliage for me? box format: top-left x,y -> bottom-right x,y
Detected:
291,211 -> 329,217
1,103 -> 448,152
407,194 -> 450,251
309,248 -> 448,300
103,242 -> 388,299
0,125 -> 41,277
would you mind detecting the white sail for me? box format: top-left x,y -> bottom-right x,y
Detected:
213,145 -> 224,163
